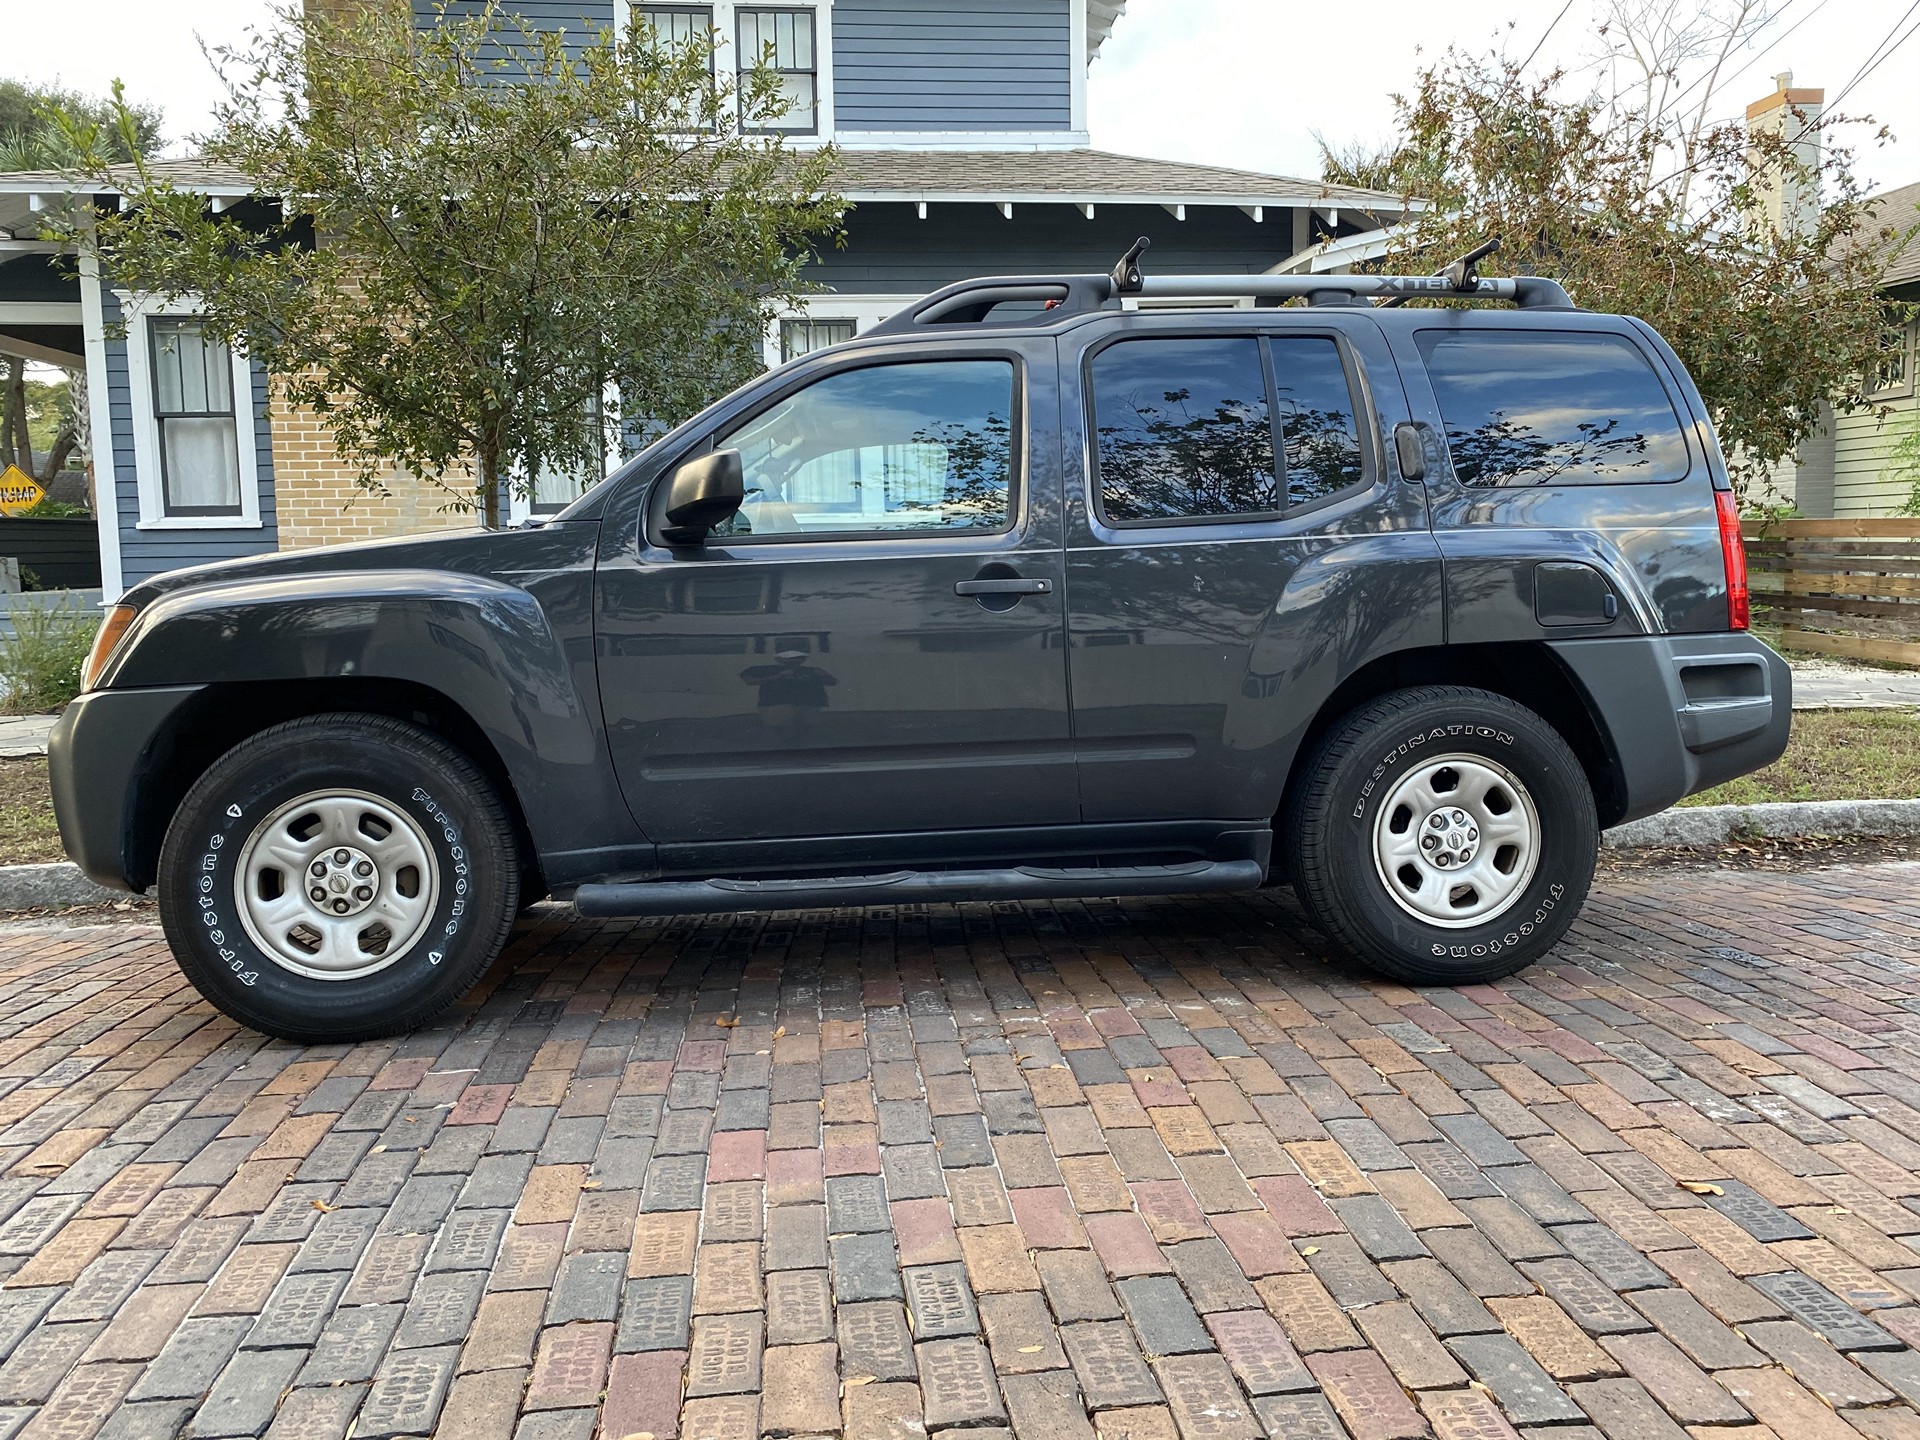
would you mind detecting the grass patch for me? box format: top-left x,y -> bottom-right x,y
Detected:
0,759 -> 63,866
1682,709 -> 1920,806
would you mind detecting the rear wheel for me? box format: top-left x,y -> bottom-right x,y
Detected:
158,714 -> 519,1042
1282,686 -> 1597,984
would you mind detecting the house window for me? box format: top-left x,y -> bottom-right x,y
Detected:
635,4 -> 712,49
148,318 -> 243,517
1868,312 -> 1916,398
737,8 -> 816,133
781,318 -> 854,362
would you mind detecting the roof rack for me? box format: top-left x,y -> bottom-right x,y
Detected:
864,235 -> 1577,338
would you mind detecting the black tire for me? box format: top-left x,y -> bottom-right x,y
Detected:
158,714 -> 520,1042
1281,686 -> 1597,985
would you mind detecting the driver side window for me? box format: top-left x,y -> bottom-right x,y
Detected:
715,359 -> 1018,538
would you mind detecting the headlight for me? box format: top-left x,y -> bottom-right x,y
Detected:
81,605 -> 137,693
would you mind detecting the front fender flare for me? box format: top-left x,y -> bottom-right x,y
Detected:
102,568 -> 636,872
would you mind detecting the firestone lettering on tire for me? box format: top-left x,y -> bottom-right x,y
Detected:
199,812 -> 259,987
412,786 -> 469,958
1430,882 -> 1566,958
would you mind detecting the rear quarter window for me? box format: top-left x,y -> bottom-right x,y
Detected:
1416,330 -> 1692,486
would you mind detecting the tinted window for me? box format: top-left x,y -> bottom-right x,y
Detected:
1270,337 -> 1366,505
716,360 -> 1016,537
1417,330 -> 1691,486
1092,337 -> 1278,523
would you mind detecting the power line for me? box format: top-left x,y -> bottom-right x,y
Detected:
1519,0 -> 1579,75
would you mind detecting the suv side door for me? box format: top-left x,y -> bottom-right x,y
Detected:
593,338 -> 1080,854
1062,312 -> 1441,823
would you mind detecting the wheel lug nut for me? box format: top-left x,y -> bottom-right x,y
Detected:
1421,835 -> 1437,850
354,886 -> 372,901
310,861 -> 326,877
310,887 -> 326,902
334,849 -> 350,864
332,899 -> 350,914
354,860 -> 373,877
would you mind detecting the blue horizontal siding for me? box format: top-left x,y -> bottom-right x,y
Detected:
103,287 -> 279,590
834,0 -> 1072,131
807,203 -> 1292,294
415,1 -> 617,67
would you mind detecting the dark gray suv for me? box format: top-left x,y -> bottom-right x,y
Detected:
49,250 -> 1790,1042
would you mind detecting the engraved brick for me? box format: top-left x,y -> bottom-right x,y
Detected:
918,1336 -> 1007,1428
1063,1320 -> 1162,1410
1307,1348 -> 1429,1439
686,1310 -> 763,1397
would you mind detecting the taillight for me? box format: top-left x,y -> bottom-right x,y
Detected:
81,605 -> 136,692
1714,489 -> 1749,631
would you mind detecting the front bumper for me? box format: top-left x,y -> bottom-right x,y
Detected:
1547,633 -> 1792,826
48,685 -> 206,892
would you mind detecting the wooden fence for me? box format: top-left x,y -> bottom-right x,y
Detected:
1743,517 -> 1920,667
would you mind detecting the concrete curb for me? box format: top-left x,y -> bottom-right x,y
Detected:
1605,798 -> 1920,850
0,862 -> 131,911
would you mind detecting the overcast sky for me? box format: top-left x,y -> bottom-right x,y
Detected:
7,0 -> 1919,194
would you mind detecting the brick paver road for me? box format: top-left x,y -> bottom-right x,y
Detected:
4,864 -> 1920,1439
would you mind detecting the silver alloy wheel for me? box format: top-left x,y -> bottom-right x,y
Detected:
234,789 -> 440,980
1370,753 -> 1541,929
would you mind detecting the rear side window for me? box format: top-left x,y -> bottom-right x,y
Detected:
1271,337 -> 1366,506
1416,330 -> 1691,487
1090,334 -> 1366,524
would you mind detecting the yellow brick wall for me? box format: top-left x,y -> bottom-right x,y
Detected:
267,387 -> 477,551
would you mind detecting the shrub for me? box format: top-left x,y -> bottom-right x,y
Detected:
0,599 -> 98,713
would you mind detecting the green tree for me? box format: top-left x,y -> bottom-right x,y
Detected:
58,0 -> 842,526
0,77 -> 161,171
1321,45 -> 1901,500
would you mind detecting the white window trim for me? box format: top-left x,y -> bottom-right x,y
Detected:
762,293 -> 915,368
115,290 -> 265,531
615,0 -> 835,141
505,381 -> 625,525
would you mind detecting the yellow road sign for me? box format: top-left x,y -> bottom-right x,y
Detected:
0,465 -> 44,516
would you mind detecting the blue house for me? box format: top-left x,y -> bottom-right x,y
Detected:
0,0 -> 1405,596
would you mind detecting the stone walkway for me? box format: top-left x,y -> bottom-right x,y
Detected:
1789,659 -> 1920,710
4,870 -> 1920,1437
0,717 -> 53,761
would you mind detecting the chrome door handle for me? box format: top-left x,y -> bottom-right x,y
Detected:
954,577 -> 1052,596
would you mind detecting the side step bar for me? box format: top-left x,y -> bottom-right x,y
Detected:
572,859 -> 1266,918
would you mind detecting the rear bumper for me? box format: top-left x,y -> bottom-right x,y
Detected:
48,685 -> 206,892
1547,633 -> 1791,826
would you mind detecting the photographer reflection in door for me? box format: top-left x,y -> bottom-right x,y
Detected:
740,648 -> 838,741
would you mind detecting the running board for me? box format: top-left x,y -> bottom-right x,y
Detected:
572,859 -> 1266,918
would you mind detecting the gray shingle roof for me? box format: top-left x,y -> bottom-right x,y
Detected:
1,149 -> 1407,214
829,148 -> 1409,211
1869,179 -> 1920,289
0,158 -> 253,194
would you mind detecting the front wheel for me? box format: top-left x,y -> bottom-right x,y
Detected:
1282,686 -> 1597,985
157,715 -> 520,1042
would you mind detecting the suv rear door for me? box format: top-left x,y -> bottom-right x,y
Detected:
1061,311 -> 1442,824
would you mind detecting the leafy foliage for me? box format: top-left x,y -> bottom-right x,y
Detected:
58,0 -> 843,524
0,77 -> 160,171
1321,49 -> 1903,500
0,600 -> 98,713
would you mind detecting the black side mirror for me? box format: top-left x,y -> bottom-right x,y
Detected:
661,449 -> 745,546
1393,423 -> 1429,483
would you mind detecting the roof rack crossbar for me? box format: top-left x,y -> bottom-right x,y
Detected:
1134,273 -> 1576,309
